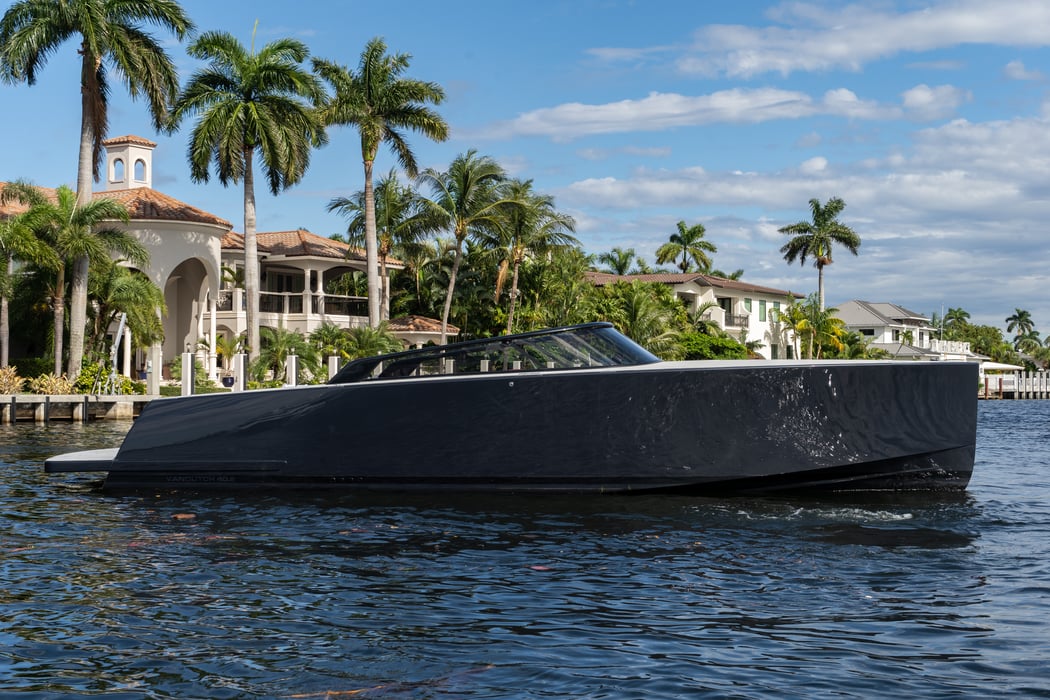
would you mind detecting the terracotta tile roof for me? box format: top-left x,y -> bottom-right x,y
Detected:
221,231 -> 272,253
584,270 -> 801,298
223,228 -> 391,264
1,181 -> 230,229
260,229 -> 365,261
387,315 -> 459,333
99,188 -> 231,228
101,135 -> 157,148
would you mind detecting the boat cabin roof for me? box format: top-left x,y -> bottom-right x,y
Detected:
328,322 -> 660,384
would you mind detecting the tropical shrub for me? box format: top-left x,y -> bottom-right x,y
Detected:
0,366 -> 25,393
12,357 -> 53,378
27,373 -> 75,395
74,362 -> 137,395
678,332 -> 749,360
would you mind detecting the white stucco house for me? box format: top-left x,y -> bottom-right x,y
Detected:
585,271 -> 803,359
2,135 -> 453,391
835,300 -> 983,361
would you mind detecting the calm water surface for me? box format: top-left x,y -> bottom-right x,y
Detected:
1,401 -> 1049,698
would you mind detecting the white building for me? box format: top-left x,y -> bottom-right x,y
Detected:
586,271 -> 803,359
835,300 -> 982,361
2,135 -> 452,391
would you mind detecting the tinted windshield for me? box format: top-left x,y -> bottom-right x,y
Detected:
329,323 -> 659,384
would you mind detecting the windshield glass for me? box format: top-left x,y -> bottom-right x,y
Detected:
329,323 -> 658,384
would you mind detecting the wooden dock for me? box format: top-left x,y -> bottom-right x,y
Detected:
1,394 -> 156,424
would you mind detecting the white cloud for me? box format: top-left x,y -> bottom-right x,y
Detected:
901,84 -> 971,120
1004,60 -> 1044,80
672,1 -> 1050,77
799,156 -> 828,174
484,87 -> 898,140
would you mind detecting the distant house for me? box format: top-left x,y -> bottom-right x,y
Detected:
1,135 -> 450,390
586,271 -> 802,359
835,300 -> 981,361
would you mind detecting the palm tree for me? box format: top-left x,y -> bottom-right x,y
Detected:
596,247 -> 637,275
309,320 -> 348,361
7,181 -> 147,374
600,280 -> 680,356
313,37 -> 448,328
342,322 -> 403,360
87,261 -> 165,360
0,0 -> 192,376
252,325 -> 319,383
327,169 -> 429,320
213,331 -> 244,374
655,221 -> 717,273
417,150 -> 507,344
771,298 -> 807,360
1006,308 -> 1035,350
1015,329 -> 1042,354
0,186 -> 49,366
484,179 -> 577,334
168,27 -> 327,362
778,197 -> 861,310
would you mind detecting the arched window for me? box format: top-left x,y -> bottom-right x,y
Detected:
134,159 -> 147,182
112,158 -> 125,182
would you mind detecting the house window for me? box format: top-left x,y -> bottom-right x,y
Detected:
759,300 -> 767,322
771,344 -> 779,359
744,298 -> 752,312
773,301 -> 780,313
134,159 -> 147,182
860,328 -> 875,336
112,158 -> 124,182
892,329 -> 901,342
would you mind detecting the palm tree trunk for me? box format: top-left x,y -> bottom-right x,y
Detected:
817,263 -> 825,311
52,268 -> 66,375
68,255 -> 90,376
441,243 -> 464,345
363,158 -> 381,327
506,261 -> 521,334
70,47 -> 99,378
0,258 -> 10,367
243,148 -> 260,362
379,254 -> 389,321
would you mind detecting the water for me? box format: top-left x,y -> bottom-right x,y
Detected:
1,401 -> 1048,698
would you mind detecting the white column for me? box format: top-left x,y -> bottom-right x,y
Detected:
209,294 -> 218,380
122,326 -> 132,377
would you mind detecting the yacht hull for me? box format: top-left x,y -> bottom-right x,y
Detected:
47,360 -> 978,494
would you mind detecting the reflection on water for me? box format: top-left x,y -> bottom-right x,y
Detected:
1,402 -> 1049,698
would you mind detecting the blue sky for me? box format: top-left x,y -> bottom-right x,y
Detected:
3,0 -> 1049,332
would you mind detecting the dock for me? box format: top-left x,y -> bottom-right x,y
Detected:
1,394 -> 156,424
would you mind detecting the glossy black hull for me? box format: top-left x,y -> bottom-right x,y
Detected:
47,359 -> 978,494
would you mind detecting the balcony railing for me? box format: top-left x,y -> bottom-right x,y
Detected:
215,289 -> 368,319
702,312 -> 750,329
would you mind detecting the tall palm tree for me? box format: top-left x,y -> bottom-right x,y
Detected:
327,168 -> 429,320
655,221 -> 717,273
779,197 -> 860,311
0,0 -> 193,376
484,179 -> 577,334
1005,308 -> 1035,343
313,37 -> 448,328
168,27 -> 327,361
417,150 -> 507,344
596,247 -> 637,275
7,181 -> 147,374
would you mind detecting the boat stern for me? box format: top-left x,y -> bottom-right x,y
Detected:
44,448 -> 119,473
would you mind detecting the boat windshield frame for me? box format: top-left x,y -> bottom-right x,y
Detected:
328,322 -> 660,384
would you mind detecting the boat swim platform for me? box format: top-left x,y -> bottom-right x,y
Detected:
0,394 -> 156,424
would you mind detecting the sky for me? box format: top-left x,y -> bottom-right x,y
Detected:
2,0 -> 1048,333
